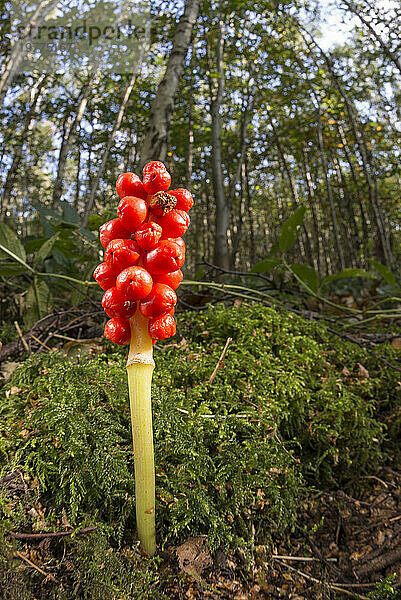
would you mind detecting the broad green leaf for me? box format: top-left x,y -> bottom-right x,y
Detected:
61,201 -> 79,224
24,277 -> 52,328
370,259 -> 397,287
279,206 -> 306,252
0,262 -> 27,277
322,268 -> 374,285
0,222 -> 27,263
290,264 -> 319,293
252,257 -> 281,273
24,238 -> 47,254
33,233 -> 60,267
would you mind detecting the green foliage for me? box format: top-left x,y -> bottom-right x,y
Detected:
368,575 -> 401,600
278,206 -> 306,253
1,305 -> 398,558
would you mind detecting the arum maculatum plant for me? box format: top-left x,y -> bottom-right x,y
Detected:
93,161 -> 193,554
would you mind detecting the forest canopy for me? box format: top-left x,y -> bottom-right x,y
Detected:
0,0 -> 399,289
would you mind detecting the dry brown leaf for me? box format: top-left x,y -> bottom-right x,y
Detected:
1,362 -> 21,382
175,536 -> 212,580
356,363 -> 369,378
391,338 -> 401,349
342,366 -> 351,377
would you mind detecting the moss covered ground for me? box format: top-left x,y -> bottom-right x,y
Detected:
0,305 -> 399,599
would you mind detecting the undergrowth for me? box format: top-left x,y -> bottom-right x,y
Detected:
0,304 -> 399,599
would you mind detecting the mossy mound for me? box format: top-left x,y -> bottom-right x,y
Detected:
0,304 -> 399,598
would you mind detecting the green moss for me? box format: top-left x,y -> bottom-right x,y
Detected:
0,304 -> 399,597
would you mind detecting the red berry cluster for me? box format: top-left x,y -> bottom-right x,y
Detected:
93,161 -> 193,346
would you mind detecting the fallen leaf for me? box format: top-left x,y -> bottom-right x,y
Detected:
1,362 -> 21,381
342,366 -> 351,377
391,338 -> 401,349
355,363 -> 369,378
175,536 -> 212,580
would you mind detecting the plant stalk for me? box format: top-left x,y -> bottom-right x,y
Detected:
126,310 -> 156,555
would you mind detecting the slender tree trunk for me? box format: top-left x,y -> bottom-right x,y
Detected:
1,74 -> 47,216
268,115 -> 312,264
297,26 -> 394,266
210,16 -> 229,270
245,160 -> 256,266
331,152 -> 357,266
82,66 -> 142,227
336,122 -> 369,245
315,104 -> 345,270
300,147 -> 322,275
186,83 -> 194,188
140,0 -> 200,167
52,81 -> 92,208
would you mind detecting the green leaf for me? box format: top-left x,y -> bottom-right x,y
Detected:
290,264 -> 319,293
61,201 -> 79,224
33,233 -> 60,267
370,259 -> 397,287
322,268 -> 374,285
0,222 -> 27,263
0,262 -> 27,277
279,207 -> 306,252
24,277 -> 52,328
252,257 -> 281,273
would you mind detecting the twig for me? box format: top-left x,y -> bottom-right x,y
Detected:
355,547 -> 401,579
15,550 -> 57,582
209,337 -> 233,384
275,559 -> 369,600
14,321 -> 30,353
336,490 -> 371,508
10,526 -> 98,540
30,334 -> 52,352
272,555 -> 337,562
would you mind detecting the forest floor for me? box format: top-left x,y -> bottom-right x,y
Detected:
0,303 -> 400,600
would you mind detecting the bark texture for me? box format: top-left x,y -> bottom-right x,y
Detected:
140,0 -> 200,167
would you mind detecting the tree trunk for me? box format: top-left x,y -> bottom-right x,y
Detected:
1,74 -> 47,216
52,81 -> 92,208
315,104 -> 345,270
82,64 -> 143,227
210,17 -> 229,270
300,146 -> 322,275
297,26 -> 394,266
140,0 -> 200,167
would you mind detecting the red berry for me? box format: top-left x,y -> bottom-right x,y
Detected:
99,218 -> 131,248
143,239 -> 185,274
135,221 -> 163,250
156,209 -> 190,239
117,196 -> 148,232
104,239 -> 140,272
169,237 -> 185,252
139,283 -> 177,318
116,266 -> 153,301
93,262 -> 117,291
116,172 -> 147,200
142,161 -> 171,195
102,287 -> 137,319
169,188 -> 194,212
104,318 -> 131,345
152,269 -> 183,290
148,313 -> 176,340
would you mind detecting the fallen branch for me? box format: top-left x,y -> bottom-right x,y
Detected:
10,526 -> 98,540
355,547 -> 401,579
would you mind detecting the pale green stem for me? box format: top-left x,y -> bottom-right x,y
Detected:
126,310 -> 156,555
